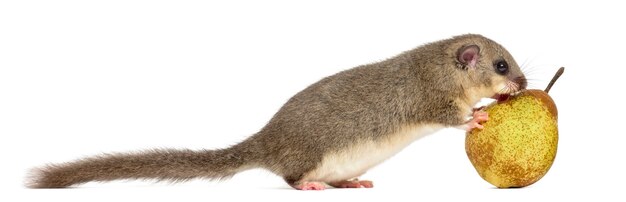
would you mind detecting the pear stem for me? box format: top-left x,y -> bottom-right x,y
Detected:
544,67 -> 564,93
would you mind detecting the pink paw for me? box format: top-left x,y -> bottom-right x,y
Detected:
293,182 -> 326,191
466,110 -> 488,131
329,179 -> 374,188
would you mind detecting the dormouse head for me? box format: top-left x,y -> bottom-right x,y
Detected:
452,34 -> 526,101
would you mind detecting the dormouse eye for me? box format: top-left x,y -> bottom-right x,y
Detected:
494,60 -> 509,75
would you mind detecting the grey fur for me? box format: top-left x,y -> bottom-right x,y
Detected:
27,34 -> 526,188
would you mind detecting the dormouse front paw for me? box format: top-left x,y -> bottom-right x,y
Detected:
465,110 -> 489,131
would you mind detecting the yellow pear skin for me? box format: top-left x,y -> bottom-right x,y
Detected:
465,89 -> 558,188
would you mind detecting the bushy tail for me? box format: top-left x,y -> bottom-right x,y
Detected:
27,144 -> 259,188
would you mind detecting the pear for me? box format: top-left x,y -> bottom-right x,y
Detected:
465,67 -> 563,188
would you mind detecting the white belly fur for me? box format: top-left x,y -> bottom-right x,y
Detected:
303,124 -> 444,182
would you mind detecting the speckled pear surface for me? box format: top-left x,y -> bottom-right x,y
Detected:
466,89 -> 558,188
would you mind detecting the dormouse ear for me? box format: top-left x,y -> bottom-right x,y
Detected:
457,45 -> 480,70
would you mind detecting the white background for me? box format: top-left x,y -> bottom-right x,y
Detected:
1,0 -> 624,201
